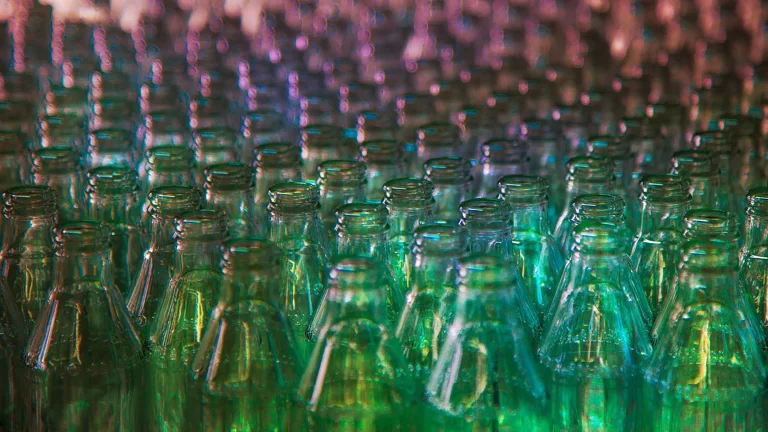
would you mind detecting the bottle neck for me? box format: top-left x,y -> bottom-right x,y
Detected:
175,239 -> 223,271
55,249 -> 113,286
87,193 -> 140,227
148,215 -> 177,252
636,200 -> 687,236
410,253 -> 461,295
268,211 -> 325,251
1,215 -> 57,256
688,175 -> 720,208
509,201 -> 549,234
387,208 -> 431,244
335,231 -> 389,261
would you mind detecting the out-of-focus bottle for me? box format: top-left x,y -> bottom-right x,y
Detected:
424,156 -> 473,224
316,159 -> 367,236
29,145 -> 85,221
669,149 -> 721,210
86,128 -> 140,169
553,155 -> 616,236
475,138 -> 529,197
299,124 -> 350,177
555,193 -> 632,256
359,139 -> 407,202
203,162 -> 260,238
253,142 -> 304,224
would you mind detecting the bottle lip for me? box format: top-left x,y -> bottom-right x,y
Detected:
335,203 -> 389,235
746,187 -> 768,217
498,175 -> 549,204
413,223 -> 467,255
586,135 -> 631,159
221,237 -> 280,272
679,238 -> 738,270
2,185 -> 58,218
192,126 -> 238,149
565,155 -> 615,183
382,178 -> 435,210
267,181 -> 320,215
669,149 -> 719,178
423,156 -> 473,184
572,221 -> 624,253
203,162 -> 253,192
144,145 -> 195,171
54,221 -> 111,255
31,145 -> 81,175
683,209 -> 739,239
241,108 -> 285,133
147,185 -> 203,216
317,159 -> 367,187
458,198 -> 510,231
416,122 -> 461,148
174,209 -> 228,241
570,194 -> 625,217
359,139 -> 404,163
86,165 -> 139,196
638,174 -> 691,204
480,138 -> 528,164
300,124 -> 345,149
254,142 -> 302,168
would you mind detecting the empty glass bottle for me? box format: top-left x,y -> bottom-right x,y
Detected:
253,142 -> 303,224
0,185 -> 58,327
424,157 -> 473,224
86,128 -> 140,169
669,149 -> 721,210
191,127 -> 240,170
267,181 -> 327,357
316,159 -> 367,236
300,124 -> 351,177
644,239 -> 766,432
414,122 -> 465,168
29,145 -> 85,221
475,138 -> 529,197
426,254 -> 549,432
294,256 -> 414,431
630,175 -> 691,316
146,209 -> 228,432
203,162 -> 260,238
190,238 -> 303,432
741,187 -> 768,342
85,166 -> 143,295
498,175 -> 564,320
382,178 -> 435,298
23,221 -> 143,431
140,145 -> 196,193
691,130 -> 740,215
555,193 -> 631,256
554,155 -> 615,236
239,109 -> 293,164
358,139 -> 407,201
540,222 -> 653,432
586,135 -> 637,225
125,186 -> 202,337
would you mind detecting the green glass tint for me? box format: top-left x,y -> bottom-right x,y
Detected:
316,159 -> 367,236
741,187 -> 768,342
554,193 -> 631,256
203,162 -> 260,237
29,145 -> 85,221
554,155 -> 615,235
423,156 -> 473,224
253,142 -> 303,224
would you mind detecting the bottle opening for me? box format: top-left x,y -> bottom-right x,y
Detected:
31,146 -> 81,175
359,139 -> 404,163
498,175 -> 549,204
145,145 -> 195,171
254,142 -> 302,168
638,174 -> 691,203
268,181 -> 320,214
565,155 -> 614,183
335,203 -> 389,235
413,224 -> 467,255
54,221 -> 111,254
424,157 -> 472,184
2,185 -> 58,218
86,166 -> 139,196
203,162 -> 252,191
669,150 -> 718,178
459,198 -> 510,231
174,209 -> 228,241
317,159 -> 367,187
683,209 -> 739,239
382,178 -> 435,210
147,185 -> 203,216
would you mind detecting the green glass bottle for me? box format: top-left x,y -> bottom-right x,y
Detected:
146,209 -> 228,432
426,253 -> 548,431
316,159 -> 367,236
190,238 -> 303,432
554,193 -> 631,256
253,142 -> 304,225
395,224 -> 466,387
267,181 -> 327,358
23,221 -> 143,431
308,202 -> 401,339
202,162 -> 260,238
294,255 -> 414,431
85,166 -> 143,296
424,157 -> 473,224
141,145 -> 196,191
586,135 -> 637,224
359,139 -> 407,201
669,149 -> 721,210
458,198 -> 541,338
0,185 -> 58,327
300,124 -> 351,177
630,175 -> 691,316
644,239 -> 766,431
498,175 -> 564,320
125,186 -> 202,337
29,145 -> 85,221
382,178 -> 435,298
691,130 -> 740,215
475,138 -> 529,197
741,187 -> 768,342
553,155 -> 615,238
540,222 -> 652,432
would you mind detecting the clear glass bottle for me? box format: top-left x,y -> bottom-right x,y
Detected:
586,135 -> 638,225
125,186 -> 203,337
316,159 -> 367,236
146,209 -> 229,432
553,155 -> 615,236
299,124 -> 352,177
294,256 -> 414,431
498,175 -> 564,320
239,109 -> 294,165
139,145 -> 196,193
253,142 -> 304,224
203,162 -> 260,238
424,156 -> 473,224
29,145 -> 85,222
190,238 -> 303,432
23,221 -> 143,431
540,222 -> 652,432
85,166 -> 143,296
669,149 -> 721,210
267,181 -> 327,358
191,127 -> 240,171
426,254 -> 549,431
475,138 -> 529,198
555,193 -> 632,256
691,130 -> 740,215
358,139 -> 407,201
382,178 -> 436,299
0,185 -> 58,327
414,122 -> 465,173
644,239 -> 766,432
85,128 -> 140,169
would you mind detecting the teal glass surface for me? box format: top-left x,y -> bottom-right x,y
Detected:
359,139 -> 407,201
475,138 -> 529,197
253,142 -> 304,225
669,149 -> 721,210
424,156 -> 473,224
316,159 -> 367,237
554,155 -> 615,236
555,193 -> 631,257
741,187 -> 768,342
586,135 -> 637,225
203,162 -> 260,238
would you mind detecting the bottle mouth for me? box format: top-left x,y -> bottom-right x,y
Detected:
458,198 -> 510,231
679,238 -> 738,270
572,221 -> 624,253
424,157 -> 472,184
54,221 -> 111,254
87,128 -> 134,154
2,185 -> 58,217
174,209 -> 228,241
335,203 -> 388,235
317,160 -> 367,187
254,142 -> 302,168
203,162 -> 253,191
221,237 -> 280,272
268,181 -> 320,214
692,130 -> 730,154
669,150 -> 718,178
147,186 -> 203,216
638,175 -> 691,204
86,166 -> 139,196
192,127 -> 238,150
416,122 -> 462,148
359,139 -> 404,163
498,175 -> 549,204
586,135 -> 630,159
565,155 -> 614,183
145,145 -> 195,171
413,224 -> 468,255
241,109 -> 284,133
683,209 -> 739,239
300,124 -> 345,150
746,187 -> 768,217
570,194 -> 625,218
327,255 -> 382,293
480,138 -> 528,164
382,178 -> 435,210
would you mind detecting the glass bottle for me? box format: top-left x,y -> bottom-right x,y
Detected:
146,209 -> 229,432
382,178 -> 435,299
553,155 -> 615,237
267,181 -> 327,358
139,145 -> 196,193
358,139 -> 407,201
85,166 -> 143,296
395,224 -> 466,387
253,142 -> 303,225
540,222 -> 652,432
586,135 -> 638,225
413,122 -> 465,174
555,193 -> 632,256
691,130 -> 740,215
23,221 -> 143,431
190,127 -> 240,171
631,175 -> 691,317
29,145 -> 85,222
498,175 -> 564,320
125,186 -> 203,337
425,254 -> 549,431
644,239 -> 766,432
0,185 -> 58,327
424,157 -> 473,224
203,162 -> 260,238
239,109 -> 293,166
475,138 -> 529,198
316,159 -> 367,236
669,149 -> 721,210
86,128 -> 140,169
741,187 -> 768,342
294,255 -> 415,431
299,124 -> 351,177
190,238 -> 303,432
